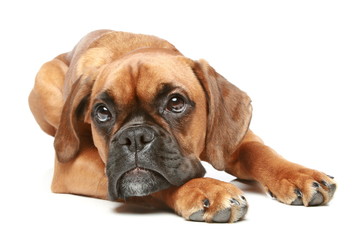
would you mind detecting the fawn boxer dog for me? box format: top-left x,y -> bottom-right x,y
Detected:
29,30 -> 336,223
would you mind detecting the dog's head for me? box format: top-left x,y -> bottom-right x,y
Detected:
54,48 -> 252,200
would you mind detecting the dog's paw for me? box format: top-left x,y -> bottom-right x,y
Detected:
264,167 -> 336,206
172,178 -> 248,223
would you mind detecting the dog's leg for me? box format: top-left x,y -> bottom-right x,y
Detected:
225,130 -> 337,206
29,54 -> 68,136
51,144 -> 108,200
153,177 -> 248,223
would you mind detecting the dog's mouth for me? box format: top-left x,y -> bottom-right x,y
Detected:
114,167 -> 171,200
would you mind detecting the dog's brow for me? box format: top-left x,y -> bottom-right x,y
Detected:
154,83 -> 195,108
94,91 -> 119,110
151,83 -> 178,108
157,83 -> 177,97
155,83 -> 187,100
97,91 -> 115,103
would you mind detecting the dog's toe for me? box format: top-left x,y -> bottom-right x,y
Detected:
213,208 -> 231,222
187,196 -> 248,223
175,178 -> 248,223
266,169 -> 337,207
212,198 -> 248,223
189,210 -> 205,222
309,191 -> 324,206
291,189 -> 303,205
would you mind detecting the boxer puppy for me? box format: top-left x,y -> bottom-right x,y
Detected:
29,30 -> 336,223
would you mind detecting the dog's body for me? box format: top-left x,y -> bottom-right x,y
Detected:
29,30 -> 336,223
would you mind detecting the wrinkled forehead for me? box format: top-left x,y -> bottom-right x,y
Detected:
92,53 -> 202,105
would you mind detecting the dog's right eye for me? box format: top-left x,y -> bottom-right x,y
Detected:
166,95 -> 186,114
95,105 -> 112,123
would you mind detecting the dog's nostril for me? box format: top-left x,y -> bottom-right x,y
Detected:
116,126 -> 155,152
140,132 -> 154,144
140,136 -> 147,144
119,137 -> 132,146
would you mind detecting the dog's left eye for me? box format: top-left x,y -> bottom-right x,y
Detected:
166,95 -> 186,113
95,105 -> 112,122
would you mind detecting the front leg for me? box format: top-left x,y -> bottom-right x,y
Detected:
153,178 -> 248,223
225,130 -> 337,206
51,145 -> 108,200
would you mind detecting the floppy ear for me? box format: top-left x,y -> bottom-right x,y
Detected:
192,59 -> 252,170
53,77 -> 93,162
54,47 -> 113,162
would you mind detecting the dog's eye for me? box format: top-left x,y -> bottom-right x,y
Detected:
95,105 -> 112,122
166,95 -> 186,113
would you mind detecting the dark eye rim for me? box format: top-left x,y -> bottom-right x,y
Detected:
93,104 -> 112,123
165,94 -> 187,114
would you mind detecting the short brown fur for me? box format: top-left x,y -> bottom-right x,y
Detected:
29,30 -> 336,223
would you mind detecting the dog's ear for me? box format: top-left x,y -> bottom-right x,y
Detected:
54,47 -> 113,162
53,76 -> 93,162
191,59 -> 252,170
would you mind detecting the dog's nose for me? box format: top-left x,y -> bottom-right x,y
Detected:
117,126 -> 155,152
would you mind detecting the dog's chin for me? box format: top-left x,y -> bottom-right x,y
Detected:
115,168 -> 171,199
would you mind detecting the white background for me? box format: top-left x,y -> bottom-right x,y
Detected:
1,0 -> 359,239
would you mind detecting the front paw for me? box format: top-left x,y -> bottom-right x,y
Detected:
265,167 -> 336,206
172,178 -> 248,223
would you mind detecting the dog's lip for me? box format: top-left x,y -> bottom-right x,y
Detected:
121,166 -> 175,185
124,167 -> 149,175
114,166 -> 171,199
117,167 -> 165,186
122,167 -> 172,183
114,167 -> 148,197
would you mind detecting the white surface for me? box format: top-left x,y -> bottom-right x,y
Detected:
1,0 -> 359,239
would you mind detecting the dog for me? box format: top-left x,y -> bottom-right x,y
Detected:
29,30 -> 336,223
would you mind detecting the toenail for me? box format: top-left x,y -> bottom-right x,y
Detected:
230,198 -> 240,206
295,189 -> 303,197
203,199 -> 210,208
268,190 -> 275,198
321,180 -> 329,187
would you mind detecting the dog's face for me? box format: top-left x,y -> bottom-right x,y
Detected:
54,48 -> 252,201
89,50 -> 208,199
